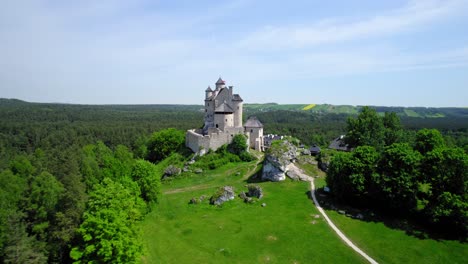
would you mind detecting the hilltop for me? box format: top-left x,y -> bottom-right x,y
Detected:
2,98 -> 468,119
244,103 -> 468,118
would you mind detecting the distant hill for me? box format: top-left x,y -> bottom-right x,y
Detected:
244,103 -> 468,118
1,98 -> 467,118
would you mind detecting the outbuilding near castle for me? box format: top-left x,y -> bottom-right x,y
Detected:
186,77 -> 264,154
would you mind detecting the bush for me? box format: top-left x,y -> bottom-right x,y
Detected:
147,128 -> 185,162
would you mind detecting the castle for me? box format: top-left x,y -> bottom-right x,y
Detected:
186,77 -> 264,154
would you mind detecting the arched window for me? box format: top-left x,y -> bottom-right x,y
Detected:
216,124 -> 219,128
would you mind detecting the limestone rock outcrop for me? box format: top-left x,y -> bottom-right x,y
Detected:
261,140 -> 297,182
210,186 -> 235,205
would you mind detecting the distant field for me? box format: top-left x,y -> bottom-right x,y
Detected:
243,103 -> 466,118
302,104 -> 317,110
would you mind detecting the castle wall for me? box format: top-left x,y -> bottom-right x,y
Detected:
186,127 -> 245,154
186,129 -> 210,153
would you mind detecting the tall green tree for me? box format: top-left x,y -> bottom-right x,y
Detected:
415,128 -> 445,154
378,143 -> 422,211
383,112 -> 404,146
131,159 -> 161,204
24,172 -> 64,241
70,178 -> 145,263
0,170 -> 27,253
326,146 -> 379,204
147,128 -> 185,162
345,106 -> 385,149
3,212 -> 47,264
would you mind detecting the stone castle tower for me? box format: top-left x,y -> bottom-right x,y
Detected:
186,77 -> 263,153
203,77 -> 243,133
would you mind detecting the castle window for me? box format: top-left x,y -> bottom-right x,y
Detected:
216,124 -> 218,128
205,109 -> 207,112
237,106 -> 239,110
225,119 -> 227,122
251,129 -> 253,133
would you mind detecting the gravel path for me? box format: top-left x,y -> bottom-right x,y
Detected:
290,164 -> 379,264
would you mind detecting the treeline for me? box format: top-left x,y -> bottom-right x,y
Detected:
326,107 -> 468,239
0,126 -> 192,263
0,140 -> 164,262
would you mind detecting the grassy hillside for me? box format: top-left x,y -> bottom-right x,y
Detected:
141,155 -> 468,263
243,103 -> 468,118
141,160 -> 365,264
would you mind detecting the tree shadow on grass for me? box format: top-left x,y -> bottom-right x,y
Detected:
307,187 -> 466,242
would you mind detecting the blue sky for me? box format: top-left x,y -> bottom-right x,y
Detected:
1,0 -> 468,107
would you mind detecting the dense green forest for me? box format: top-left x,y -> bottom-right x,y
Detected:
326,107 -> 468,239
0,99 -> 467,262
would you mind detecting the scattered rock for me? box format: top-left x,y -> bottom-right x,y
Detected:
266,235 -> 277,241
314,214 -> 320,219
247,184 -> 263,199
194,168 -> 203,174
356,213 -> 364,220
210,186 -> 235,206
346,213 -> 353,218
286,165 -> 310,181
261,203 -> 267,207
238,192 -> 253,203
188,159 -> 196,165
189,197 -> 199,204
189,195 -> 206,205
235,172 -> 241,176
338,210 -> 346,215
163,165 -> 181,179
286,170 -> 300,181
302,149 -> 311,155
183,166 -> 191,173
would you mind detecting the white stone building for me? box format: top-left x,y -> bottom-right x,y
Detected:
186,77 -> 264,153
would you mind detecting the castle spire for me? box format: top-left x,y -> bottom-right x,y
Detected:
215,76 -> 226,89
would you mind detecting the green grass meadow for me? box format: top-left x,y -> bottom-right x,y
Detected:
141,161 -> 364,263
141,158 -> 467,263
324,210 -> 468,264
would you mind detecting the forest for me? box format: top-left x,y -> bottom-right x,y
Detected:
0,99 -> 467,262
325,107 -> 467,239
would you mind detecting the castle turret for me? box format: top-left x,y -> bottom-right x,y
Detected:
215,77 -> 226,90
205,86 -> 213,99
231,91 -> 243,128
244,116 -> 264,151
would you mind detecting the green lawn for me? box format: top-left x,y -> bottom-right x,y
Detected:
141,162 -> 364,264
323,209 -> 467,263
141,158 -> 467,264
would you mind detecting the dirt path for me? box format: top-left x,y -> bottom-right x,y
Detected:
164,153 -> 264,195
164,184 -> 213,194
290,164 -> 379,264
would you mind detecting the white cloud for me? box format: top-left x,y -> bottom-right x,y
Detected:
0,0 -> 467,105
237,0 -> 468,50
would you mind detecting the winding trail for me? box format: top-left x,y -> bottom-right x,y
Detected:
291,165 -> 379,264
164,152 -> 264,195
